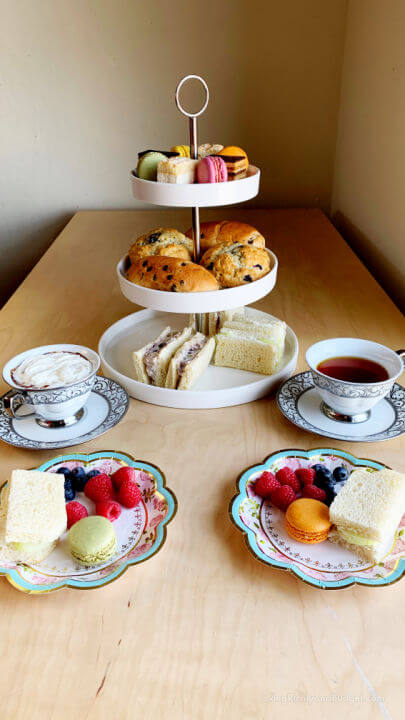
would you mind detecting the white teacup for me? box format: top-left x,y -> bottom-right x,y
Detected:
2,344 -> 100,428
306,338 -> 404,422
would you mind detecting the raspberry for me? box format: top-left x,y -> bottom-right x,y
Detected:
255,471 -> 279,498
111,466 -> 137,489
66,501 -> 88,529
84,474 -> 114,503
96,500 -> 122,522
302,484 -> 327,502
276,467 -> 300,493
295,468 -> 315,487
118,480 -> 142,508
270,485 -> 296,511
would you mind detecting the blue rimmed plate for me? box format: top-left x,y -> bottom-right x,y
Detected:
0,450 -> 177,593
230,448 -> 405,590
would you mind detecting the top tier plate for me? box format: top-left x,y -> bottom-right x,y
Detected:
130,165 -> 260,207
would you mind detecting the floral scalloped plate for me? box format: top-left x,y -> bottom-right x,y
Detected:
230,448 -> 405,590
0,451 -> 177,594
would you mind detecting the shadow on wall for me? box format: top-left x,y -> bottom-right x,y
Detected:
0,213 -> 72,308
332,211 -> 405,314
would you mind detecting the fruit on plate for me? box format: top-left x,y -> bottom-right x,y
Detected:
111,466 -> 138,489
302,485 -> 327,502
96,501 -> 122,522
84,474 -> 114,503
270,485 -> 296,511
276,467 -> 300,493
118,480 -> 142,508
66,501 -> 88,529
255,471 -> 279,498
295,468 -> 315,486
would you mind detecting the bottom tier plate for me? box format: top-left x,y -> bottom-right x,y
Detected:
98,308 -> 298,409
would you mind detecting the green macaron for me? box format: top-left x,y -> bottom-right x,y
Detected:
68,516 -> 117,566
136,151 -> 167,181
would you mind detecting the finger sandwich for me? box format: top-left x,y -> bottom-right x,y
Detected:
214,315 -> 286,375
133,326 -> 193,386
328,469 -> 405,563
189,308 -> 244,336
0,470 -> 67,564
165,333 -> 215,390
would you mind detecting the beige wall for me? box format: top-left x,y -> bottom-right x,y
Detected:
0,0 -> 347,305
332,0 -> 405,311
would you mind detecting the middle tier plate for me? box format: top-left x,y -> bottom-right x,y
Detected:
117,250 -> 278,313
98,308 -> 298,410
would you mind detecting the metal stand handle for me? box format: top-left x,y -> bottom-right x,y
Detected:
175,75 -> 210,331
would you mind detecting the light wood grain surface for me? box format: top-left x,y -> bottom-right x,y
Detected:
0,209 -> 403,720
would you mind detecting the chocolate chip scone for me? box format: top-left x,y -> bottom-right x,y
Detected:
127,255 -> 219,292
200,241 -> 271,288
185,221 -> 265,252
129,228 -> 193,264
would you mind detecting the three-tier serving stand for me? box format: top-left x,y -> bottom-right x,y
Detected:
99,76 -> 298,409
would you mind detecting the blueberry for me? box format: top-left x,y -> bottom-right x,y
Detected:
333,466 -> 349,483
314,466 -> 333,489
311,464 -> 324,473
86,468 -> 101,480
56,466 -> 71,478
64,479 -> 75,501
70,466 -> 87,492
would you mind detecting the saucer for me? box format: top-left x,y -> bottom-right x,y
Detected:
0,377 -> 129,450
277,372 -> 405,442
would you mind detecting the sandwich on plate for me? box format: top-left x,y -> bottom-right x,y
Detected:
328,468 -> 405,563
133,326 -> 193,386
0,470 -> 67,564
214,314 -> 286,375
189,308 -> 244,336
165,332 -> 215,390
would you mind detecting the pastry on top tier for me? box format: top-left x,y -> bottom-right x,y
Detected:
200,241 -> 270,288
185,221 -> 265,252
129,228 -> 193,264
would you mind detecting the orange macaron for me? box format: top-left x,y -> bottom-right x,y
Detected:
285,499 -> 331,544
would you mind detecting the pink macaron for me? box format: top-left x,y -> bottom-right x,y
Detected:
197,156 -> 228,183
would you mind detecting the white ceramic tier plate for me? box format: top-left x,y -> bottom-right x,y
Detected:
230,448 -> 405,589
98,308 -> 298,410
277,371 -> 405,442
0,377 -> 129,450
130,165 -> 260,207
117,249 -> 277,313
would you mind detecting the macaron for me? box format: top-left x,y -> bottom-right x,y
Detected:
68,516 -> 117,565
136,151 -> 168,181
171,145 -> 190,157
285,499 -> 331,544
197,156 -> 228,183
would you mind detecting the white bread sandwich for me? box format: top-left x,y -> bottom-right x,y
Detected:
328,469 -> 405,563
214,316 -> 286,375
165,332 -> 215,390
0,470 -> 67,564
133,326 -> 193,386
188,308 -> 244,336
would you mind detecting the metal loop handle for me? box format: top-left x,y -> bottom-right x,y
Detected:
1,389 -> 35,419
175,75 -> 209,118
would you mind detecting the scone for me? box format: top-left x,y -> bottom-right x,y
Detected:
185,221 -> 265,252
129,228 -> 193,264
127,256 -> 219,292
200,241 -> 270,288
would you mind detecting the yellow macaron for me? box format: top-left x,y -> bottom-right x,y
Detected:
171,145 -> 190,157
285,498 -> 331,544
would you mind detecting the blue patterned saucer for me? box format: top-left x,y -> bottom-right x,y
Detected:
277,372 -> 405,442
0,377 -> 129,450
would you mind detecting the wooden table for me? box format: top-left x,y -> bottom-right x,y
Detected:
0,209 -> 403,720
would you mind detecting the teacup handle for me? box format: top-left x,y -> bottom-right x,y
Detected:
1,389 -> 35,419
396,349 -> 405,365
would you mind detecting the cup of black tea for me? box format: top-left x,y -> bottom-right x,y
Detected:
306,338 -> 404,423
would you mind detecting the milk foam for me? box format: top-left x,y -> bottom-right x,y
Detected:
12,351 -> 93,389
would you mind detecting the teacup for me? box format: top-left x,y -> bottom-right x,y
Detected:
306,338 -> 404,423
2,344 -> 100,428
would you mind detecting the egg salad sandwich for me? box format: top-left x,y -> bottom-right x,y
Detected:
214,315 -> 286,375
328,468 -> 405,563
133,326 -> 193,386
0,470 -> 67,564
165,332 -> 215,390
